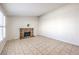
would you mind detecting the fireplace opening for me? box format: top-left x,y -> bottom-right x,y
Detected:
24,32 -> 30,38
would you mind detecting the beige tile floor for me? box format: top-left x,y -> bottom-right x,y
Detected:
1,36 -> 79,55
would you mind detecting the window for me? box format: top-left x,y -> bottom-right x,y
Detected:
0,11 -> 5,41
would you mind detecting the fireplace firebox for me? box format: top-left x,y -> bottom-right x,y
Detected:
24,32 -> 30,37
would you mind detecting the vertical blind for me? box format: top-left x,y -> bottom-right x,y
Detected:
0,11 -> 5,41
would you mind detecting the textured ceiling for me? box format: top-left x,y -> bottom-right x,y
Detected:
1,3 -> 67,16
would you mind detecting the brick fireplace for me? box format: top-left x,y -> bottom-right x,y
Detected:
20,28 -> 34,39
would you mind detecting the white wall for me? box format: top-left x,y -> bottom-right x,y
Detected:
39,4 -> 79,46
7,16 -> 38,40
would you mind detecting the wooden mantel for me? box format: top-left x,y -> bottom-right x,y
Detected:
20,28 -> 34,39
